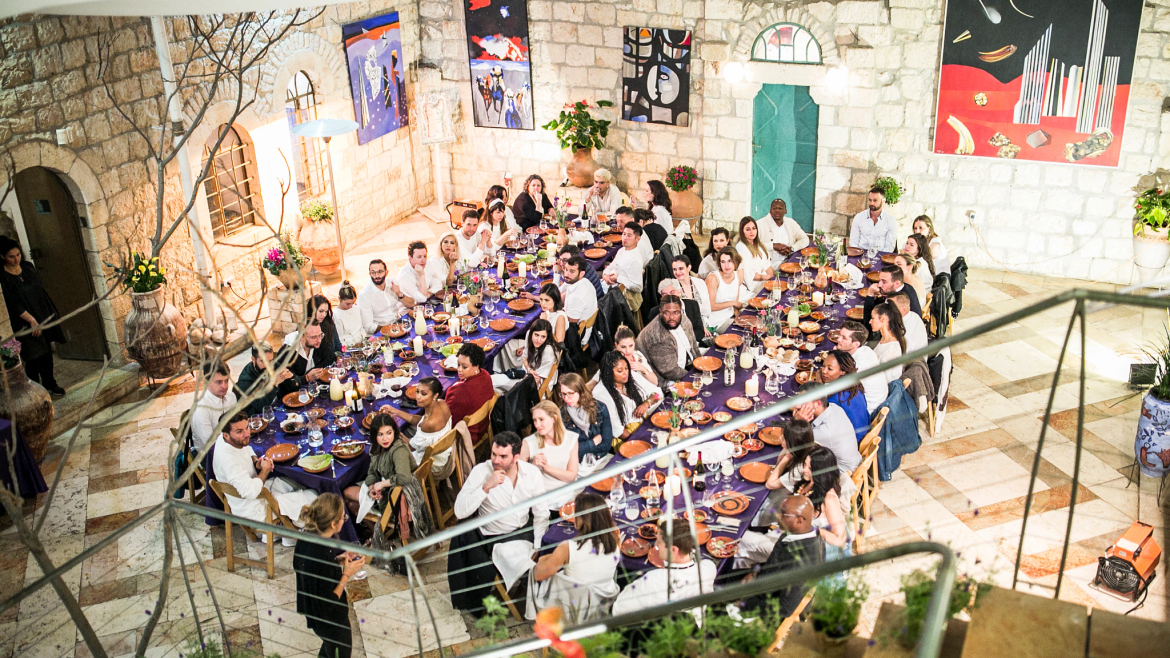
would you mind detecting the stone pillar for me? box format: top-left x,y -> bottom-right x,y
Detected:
266,282 -> 323,336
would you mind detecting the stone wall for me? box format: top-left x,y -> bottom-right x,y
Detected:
419,0 -> 1170,284
0,2 -> 432,359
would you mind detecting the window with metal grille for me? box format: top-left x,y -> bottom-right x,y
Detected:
285,71 -> 328,201
202,124 -> 264,239
751,23 -> 822,64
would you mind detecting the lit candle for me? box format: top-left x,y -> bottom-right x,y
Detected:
666,475 -> 682,497
745,374 -> 759,397
812,291 -> 824,306
519,261 -> 527,279
450,317 -> 460,337
412,336 -> 424,354
655,453 -> 670,469
496,254 -> 504,278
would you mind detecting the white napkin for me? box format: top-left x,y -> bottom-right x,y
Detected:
842,263 -> 864,289
771,362 -> 796,377
493,540 -> 536,590
355,483 -> 378,523
285,413 -> 304,423
442,354 -> 459,369
689,440 -> 733,465
570,230 -> 593,244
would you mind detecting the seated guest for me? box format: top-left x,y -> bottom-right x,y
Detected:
562,256 -> 599,348
735,420 -> 817,569
426,233 -> 462,295
697,227 -> 730,279
734,216 -> 775,287
480,197 -> 520,249
285,321 -> 331,384
757,198 -> 810,264
902,234 -> 936,295
235,344 -> 294,416
493,319 -> 559,394
533,492 -> 621,622
763,419 -> 817,494
513,174 -> 553,231
894,252 -> 929,310
521,400 -> 580,511
305,295 -> 342,365
614,325 -> 658,387
556,373 -> 612,474
635,295 -> 698,384
357,259 -> 407,334
705,247 -> 749,328
454,210 -> 486,266
795,446 -> 851,560
793,383 -> 861,474
740,495 -> 824,617
913,215 -> 950,277
212,411 -> 317,544
593,350 -> 659,441
444,342 -> 495,447
538,284 -> 568,345
848,187 -> 897,253
581,168 -> 623,216
889,291 -> 928,355
862,265 -> 922,325
486,184 -> 519,232
635,208 -> 667,251
395,241 -> 430,305
383,377 -> 453,474
294,493 -> 364,658
870,301 -> 907,383
612,518 -> 717,622
342,414 -> 434,542
834,321 -> 888,413
614,206 -> 653,266
669,255 -> 711,326
657,278 -> 705,344
192,363 -> 238,451
555,246 -> 603,297
644,179 -> 688,238
820,350 -> 869,441
602,222 -> 645,315
333,281 -> 366,347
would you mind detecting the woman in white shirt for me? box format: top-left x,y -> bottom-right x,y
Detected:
705,247 -> 749,329
903,234 -> 935,291
912,215 -> 950,276
538,283 -> 568,346
697,227 -> 730,279
869,300 -> 906,383
734,216 -> 775,288
592,350 -> 658,440
333,281 -> 365,347
533,491 -> 621,622
894,252 -> 929,310
479,198 -> 520,250
384,377 -> 454,474
670,255 -> 711,322
493,318 -> 559,394
487,184 -> 519,232
645,179 -> 688,238
613,325 -> 657,387
425,233 -> 461,295
520,400 -> 580,510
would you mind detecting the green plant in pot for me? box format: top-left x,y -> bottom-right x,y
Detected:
1132,175 -> 1170,281
809,575 -> 869,656
871,176 -> 903,205
665,164 -> 703,221
297,199 -> 342,274
894,568 -> 991,649
542,99 -> 614,187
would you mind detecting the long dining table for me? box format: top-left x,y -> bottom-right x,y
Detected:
541,245 -> 885,579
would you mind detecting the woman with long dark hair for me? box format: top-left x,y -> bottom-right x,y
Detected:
303,294 -> 341,365
556,372 -> 612,474
820,350 -> 869,440
294,493 -> 365,658
492,318 -> 559,393
697,227 -> 731,279
384,377 -> 453,475
538,283 -> 567,346
592,350 -> 657,440
533,491 -> 621,622
513,174 -> 554,230
912,215 -> 950,275
342,413 -> 435,543
0,237 -> 65,395
644,179 -> 683,237
735,216 -> 775,285
479,198 -> 520,249
764,419 -> 817,493
870,300 -> 906,383
795,446 -> 850,560
486,184 -> 518,233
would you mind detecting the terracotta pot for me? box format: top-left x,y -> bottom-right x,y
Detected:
299,220 -> 342,275
565,147 -> 597,188
669,188 -> 703,221
467,293 -> 482,317
276,258 -> 314,290
0,363 -> 53,462
124,287 -> 189,380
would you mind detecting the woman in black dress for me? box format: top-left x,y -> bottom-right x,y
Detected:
511,174 -> 554,231
294,493 -> 365,658
307,294 -> 341,365
0,237 -> 65,396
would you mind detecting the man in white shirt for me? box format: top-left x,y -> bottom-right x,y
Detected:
848,188 -> 897,253
794,383 -> 861,473
756,198 -> 810,264
562,256 -> 598,348
211,411 -> 317,546
834,321 -> 888,413
191,364 -> 238,452
448,432 -> 550,613
603,223 -> 645,315
615,206 -> 653,266
890,291 -> 929,356
455,209 -> 486,266
357,259 -> 407,334
612,520 -> 718,624
394,241 -> 429,305
581,168 -> 622,215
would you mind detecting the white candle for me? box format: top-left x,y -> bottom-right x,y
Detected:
745,374 -> 759,397
496,254 -> 504,278
655,453 -> 670,469
412,336 -> 424,354
666,475 -> 682,497
519,261 -> 527,279
812,291 -> 824,306
450,317 -> 460,337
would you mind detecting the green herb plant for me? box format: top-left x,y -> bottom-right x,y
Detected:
300,199 -> 333,223
809,574 -> 869,639
896,568 -> 991,648
179,637 -> 280,658
872,176 -> 903,206
1134,185 -> 1170,236
475,596 -> 510,642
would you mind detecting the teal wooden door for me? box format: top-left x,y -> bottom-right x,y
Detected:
751,84 -> 818,232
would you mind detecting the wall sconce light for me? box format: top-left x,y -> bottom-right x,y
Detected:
722,61 -> 746,84
825,64 -> 849,88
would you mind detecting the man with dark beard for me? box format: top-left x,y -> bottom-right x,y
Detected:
848,187 -> 897,253
357,258 -> 407,334
635,295 -> 699,385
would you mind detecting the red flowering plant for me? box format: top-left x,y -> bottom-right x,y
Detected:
459,270 -> 483,296
541,99 -> 614,151
664,165 -> 698,192
1134,186 -> 1170,236
0,339 -> 20,369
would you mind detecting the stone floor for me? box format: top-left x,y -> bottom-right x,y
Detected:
1,215 -> 1168,658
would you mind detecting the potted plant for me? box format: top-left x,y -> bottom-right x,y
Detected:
1136,325 -> 1170,478
541,99 -> 614,187
808,575 -> 869,656
890,568 -> 990,649
263,232 -> 312,290
665,164 -> 702,221
109,250 -> 189,381
460,270 -> 484,317
1132,178 -> 1170,282
0,337 -> 53,461
872,176 -> 903,205
298,199 -> 342,275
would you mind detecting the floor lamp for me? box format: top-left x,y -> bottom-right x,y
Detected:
291,118 -> 359,277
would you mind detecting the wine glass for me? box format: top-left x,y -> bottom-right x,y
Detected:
249,416 -> 264,444
701,369 -> 714,397
624,499 -> 640,522
262,406 -> 276,433
721,459 -> 735,490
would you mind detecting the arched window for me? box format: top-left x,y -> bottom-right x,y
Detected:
285,71 -> 328,201
202,124 -> 265,239
751,23 -> 822,64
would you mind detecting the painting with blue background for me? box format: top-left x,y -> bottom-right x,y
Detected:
342,11 -> 409,145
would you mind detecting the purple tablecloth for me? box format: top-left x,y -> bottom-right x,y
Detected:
0,419 -> 47,499
541,249 -> 884,574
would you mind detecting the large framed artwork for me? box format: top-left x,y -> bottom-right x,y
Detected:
934,0 -> 1142,167
463,0 -> 534,130
622,27 -> 691,126
342,11 -> 409,145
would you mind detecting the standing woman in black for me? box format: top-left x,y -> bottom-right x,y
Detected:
294,493 -> 365,658
0,236 -> 65,396
512,174 -> 554,231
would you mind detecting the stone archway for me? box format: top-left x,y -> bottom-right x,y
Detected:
732,8 -> 839,66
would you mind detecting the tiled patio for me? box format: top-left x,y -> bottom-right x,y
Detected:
1,217 -> 1167,658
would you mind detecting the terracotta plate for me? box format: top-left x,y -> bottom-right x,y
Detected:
707,536 -> 738,559
714,334 -> 743,349
779,262 -> 802,274
248,418 -> 267,435
507,298 -> 535,312
866,271 -> 882,282
795,371 -> 812,385
739,462 -> 770,483
638,523 -> 659,540
726,397 -> 752,412
650,410 -> 673,430
622,537 -> 651,557
265,443 -> 299,462
692,355 -> 723,372
800,246 -> 820,256
603,233 -> 623,243
489,318 -> 516,332
749,297 -> 776,309
713,411 -> 732,422
591,476 -> 616,492
282,392 -> 309,408
847,247 -> 863,257
684,509 -> 708,523
619,440 -> 652,458
881,253 -> 897,264
331,441 -> 365,459
827,329 -> 841,343
559,501 -> 575,521
800,321 -> 821,334
846,307 -> 865,320
691,411 -> 712,424
381,324 -> 408,338
432,312 -> 451,323
405,384 -> 419,400
641,506 -> 661,520
858,288 -> 869,298
525,226 -> 544,235
734,315 -> 762,329
795,359 -> 814,371
764,280 -> 787,291
759,426 -> 784,446
583,248 -> 608,259
709,491 -> 750,516
298,455 -> 333,473
742,437 -> 763,452
673,382 -> 699,398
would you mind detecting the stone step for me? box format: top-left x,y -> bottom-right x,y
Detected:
959,587 -> 1088,658
863,602 -> 967,658
1087,607 -> 1170,658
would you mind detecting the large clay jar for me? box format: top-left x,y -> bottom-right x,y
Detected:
276,258 -> 314,290
669,188 -> 703,222
0,363 -> 53,462
1135,393 -> 1170,477
565,148 -> 597,188
299,220 -> 342,275
124,287 -> 189,380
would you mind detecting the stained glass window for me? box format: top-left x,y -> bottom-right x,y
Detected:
751,23 -> 822,64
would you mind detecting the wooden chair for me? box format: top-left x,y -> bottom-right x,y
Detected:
767,587 -> 817,652
171,426 -> 206,506
207,480 -> 300,579
365,457 -> 436,543
466,394 -> 499,461
577,311 -> 599,377
493,576 -> 525,621
536,358 -> 560,401
422,430 -> 461,529
851,408 -> 889,552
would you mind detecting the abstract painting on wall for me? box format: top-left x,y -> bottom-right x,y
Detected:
622,27 -> 691,126
463,0 -> 533,130
933,0 -> 1142,167
342,11 -> 409,145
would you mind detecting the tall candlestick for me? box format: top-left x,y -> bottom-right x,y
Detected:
519,261 -> 527,279
496,254 -> 504,278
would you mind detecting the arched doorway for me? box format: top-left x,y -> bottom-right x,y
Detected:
12,167 -> 107,361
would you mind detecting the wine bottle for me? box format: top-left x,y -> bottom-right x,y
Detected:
693,459 -> 707,492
